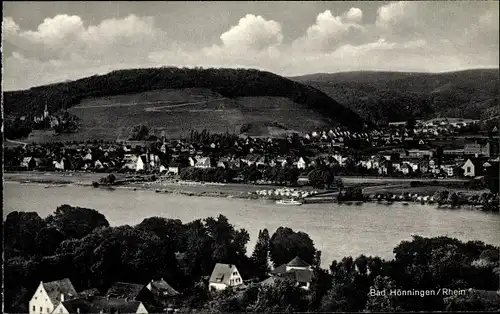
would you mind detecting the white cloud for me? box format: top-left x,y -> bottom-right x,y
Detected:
292,9 -> 367,53
2,16 -> 20,38
217,14 -> 283,53
343,8 -> 363,24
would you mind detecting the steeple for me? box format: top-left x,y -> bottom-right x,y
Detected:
44,101 -> 49,118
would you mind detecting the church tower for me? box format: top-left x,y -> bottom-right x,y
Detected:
43,101 -> 49,118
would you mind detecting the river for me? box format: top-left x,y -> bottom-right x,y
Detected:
4,182 -> 500,267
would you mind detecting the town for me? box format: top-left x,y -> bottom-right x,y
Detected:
5,116 -> 499,207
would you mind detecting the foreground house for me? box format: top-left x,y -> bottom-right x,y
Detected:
146,279 -> 181,309
105,282 -> 153,303
208,263 -> 244,291
29,278 -> 78,314
266,256 -> 313,290
53,296 -> 148,314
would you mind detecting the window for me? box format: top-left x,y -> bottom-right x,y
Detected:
61,309 -> 63,313
40,307 -> 43,313
467,167 -> 471,173
33,306 -> 36,312
47,308 -> 50,313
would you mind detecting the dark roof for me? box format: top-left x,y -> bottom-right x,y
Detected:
209,263 -> 239,285
42,278 -> 77,306
149,279 -> 180,297
61,296 -> 143,314
106,282 -> 145,300
286,256 -> 310,267
288,269 -> 313,283
271,264 -> 287,276
77,288 -> 101,298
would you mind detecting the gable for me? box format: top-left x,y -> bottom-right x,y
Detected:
209,263 -> 241,285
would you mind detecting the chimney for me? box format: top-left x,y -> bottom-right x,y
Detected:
76,308 -> 80,314
60,294 -> 65,302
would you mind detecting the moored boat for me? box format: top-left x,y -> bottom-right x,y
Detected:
276,199 -> 303,206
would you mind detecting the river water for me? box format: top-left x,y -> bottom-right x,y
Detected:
4,182 -> 500,267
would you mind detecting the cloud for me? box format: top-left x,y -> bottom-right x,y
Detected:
292,9 -> 368,53
2,2 -> 499,91
149,14 -> 283,70
218,14 -> 283,52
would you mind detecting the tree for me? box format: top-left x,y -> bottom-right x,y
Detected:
136,217 -> 185,249
45,205 -> 110,239
4,211 -> 46,257
269,227 -> 316,267
130,125 -> 150,141
252,229 -> 271,279
251,278 -> 309,312
100,173 -> 116,185
34,227 -> 67,256
443,290 -> 489,311
364,276 -> 403,312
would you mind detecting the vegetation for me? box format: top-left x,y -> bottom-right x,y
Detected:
3,67 -> 367,134
4,206 -> 499,313
292,69 -> 499,125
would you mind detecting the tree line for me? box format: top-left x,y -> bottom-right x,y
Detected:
4,205 -> 499,313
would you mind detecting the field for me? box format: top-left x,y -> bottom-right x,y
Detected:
24,88 -> 332,143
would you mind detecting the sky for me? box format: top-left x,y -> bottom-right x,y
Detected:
2,1 -> 499,91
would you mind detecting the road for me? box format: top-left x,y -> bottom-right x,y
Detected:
339,176 -> 469,184
144,98 -> 226,112
5,139 -> 28,148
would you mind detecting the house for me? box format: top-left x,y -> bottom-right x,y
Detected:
401,163 -> 412,175
297,157 -> 308,169
146,279 -> 180,298
145,278 -> 180,308
190,156 -> 212,168
462,158 -> 483,177
268,256 -> 313,290
21,157 -> 37,170
29,278 -> 78,314
167,163 -> 184,175
208,263 -> 244,291
105,282 -> 153,304
441,164 -> 456,177
136,156 -> 146,172
53,159 -> 65,171
53,296 -> 148,314
83,153 -> 92,161
297,175 -> 310,185
94,160 -> 104,169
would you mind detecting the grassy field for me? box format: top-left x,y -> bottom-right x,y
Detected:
24,88 -> 332,143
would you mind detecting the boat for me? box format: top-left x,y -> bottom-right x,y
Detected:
276,199 -> 303,206
402,202 -> 409,206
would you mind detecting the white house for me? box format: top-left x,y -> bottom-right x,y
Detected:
29,278 -> 77,314
53,297 -> 148,314
194,157 -> 212,168
53,159 -> 65,171
297,157 -> 307,169
462,159 -> 476,177
208,263 -> 244,291
136,156 -> 146,172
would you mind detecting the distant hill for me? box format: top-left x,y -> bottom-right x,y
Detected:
290,69 -> 499,124
3,67 -> 367,142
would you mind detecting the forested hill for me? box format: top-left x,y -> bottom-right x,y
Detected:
3,67 -> 367,131
290,69 -> 499,124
